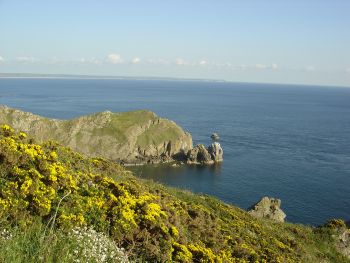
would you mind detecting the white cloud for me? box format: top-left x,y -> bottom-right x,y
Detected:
199,60 -> 208,66
271,63 -> 278,70
254,63 -> 278,70
132,57 -> 141,64
106,53 -> 123,64
175,58 -> 188,66
16,56 -> 38,63
239,64 -> 248,70
79,57 -> 101,64
0,56 -> 4,62
211,62 -> 232,68
146,58 -> 170,65
305,66 -> 315,72
47,57 -> 66,65
255,64 -> 268,70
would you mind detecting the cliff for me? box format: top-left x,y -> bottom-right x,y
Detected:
0,105 -> 193,164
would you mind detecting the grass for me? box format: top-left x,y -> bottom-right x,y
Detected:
0,220 -> 128,263
136,122 -> 183,147
0,219 -> 75,263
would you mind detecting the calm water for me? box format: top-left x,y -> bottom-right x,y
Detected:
1,78 -> 350,225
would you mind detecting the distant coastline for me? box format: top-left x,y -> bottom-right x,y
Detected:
0,72 -> 226,83
1,72 -> 349,88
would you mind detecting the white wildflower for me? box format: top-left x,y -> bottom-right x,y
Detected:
66,226 -> 128,263
0,228 -> 13,241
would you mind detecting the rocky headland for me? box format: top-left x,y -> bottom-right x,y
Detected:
0,105 -> 223,165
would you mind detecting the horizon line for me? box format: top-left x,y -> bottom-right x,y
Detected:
0,72 -> 349,89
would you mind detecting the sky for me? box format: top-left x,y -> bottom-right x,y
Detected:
0,0 -> 350,87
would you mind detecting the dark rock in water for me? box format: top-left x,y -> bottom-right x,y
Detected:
247,197 -> 286,222
186,142 -> 223,165
211,133 -> 220,140
208,142 -> 223,162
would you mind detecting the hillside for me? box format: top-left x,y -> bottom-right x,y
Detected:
0,105 -> 193,164
0,124 -> 349,262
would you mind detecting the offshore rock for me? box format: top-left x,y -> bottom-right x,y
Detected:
186,142 -> 223,165
248,197 -> 286,223
208,142 -> 223,162
211,133 -> 220,140
0,105 -> 193,164
187,144 -> 214,165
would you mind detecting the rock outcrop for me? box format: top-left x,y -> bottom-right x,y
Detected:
211,133 -> 220,140
0,105 -> 193,164
323,219 -> 350,259
248,197 -> 286,222
187,144 -> 213,165
186,142 -> 223,165
208,142 -> 223,162
336,228 -> 350,258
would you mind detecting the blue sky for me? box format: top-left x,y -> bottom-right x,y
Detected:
0,0 -> 349,86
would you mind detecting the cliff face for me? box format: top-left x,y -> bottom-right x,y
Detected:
0,105 -> 193,163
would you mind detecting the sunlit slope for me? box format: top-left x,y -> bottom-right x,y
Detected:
0,105 -> 193,163
0,125 -> 348,262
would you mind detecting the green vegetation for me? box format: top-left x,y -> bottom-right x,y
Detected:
0,124 -> 349,262
136,121 -> 183,147
89,111 -> 156,141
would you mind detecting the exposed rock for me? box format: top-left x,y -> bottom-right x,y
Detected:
335,228 -> 350,258
187,144 -> 214,165
0,105 -> 193,164
322,219 -> 350,259
208,142 -> 223,162
186,143 -> 223,165
211,133 -> 220,140
248,197 -> 286,222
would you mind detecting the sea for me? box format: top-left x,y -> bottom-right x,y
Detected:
0,78 -> 349,226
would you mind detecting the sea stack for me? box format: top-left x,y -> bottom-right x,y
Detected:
211,133 -> 220,140
186,142 -> 223,165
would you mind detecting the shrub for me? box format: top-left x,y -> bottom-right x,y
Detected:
0,125 -> 349,262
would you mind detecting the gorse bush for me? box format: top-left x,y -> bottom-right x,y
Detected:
0,124 -> 349,262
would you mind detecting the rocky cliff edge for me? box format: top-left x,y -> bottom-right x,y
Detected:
0,105 -> 193,164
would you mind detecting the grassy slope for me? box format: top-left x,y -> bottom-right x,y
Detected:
0,107 -> 185,147
0,124 -> 348,263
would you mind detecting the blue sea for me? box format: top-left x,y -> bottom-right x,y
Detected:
1,78 -> 350,226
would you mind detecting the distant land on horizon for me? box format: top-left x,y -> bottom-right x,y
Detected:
0,72 -> 226,83
0,72 -> 349,88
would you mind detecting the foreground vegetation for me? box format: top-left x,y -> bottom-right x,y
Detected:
0,124 -> 349,262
